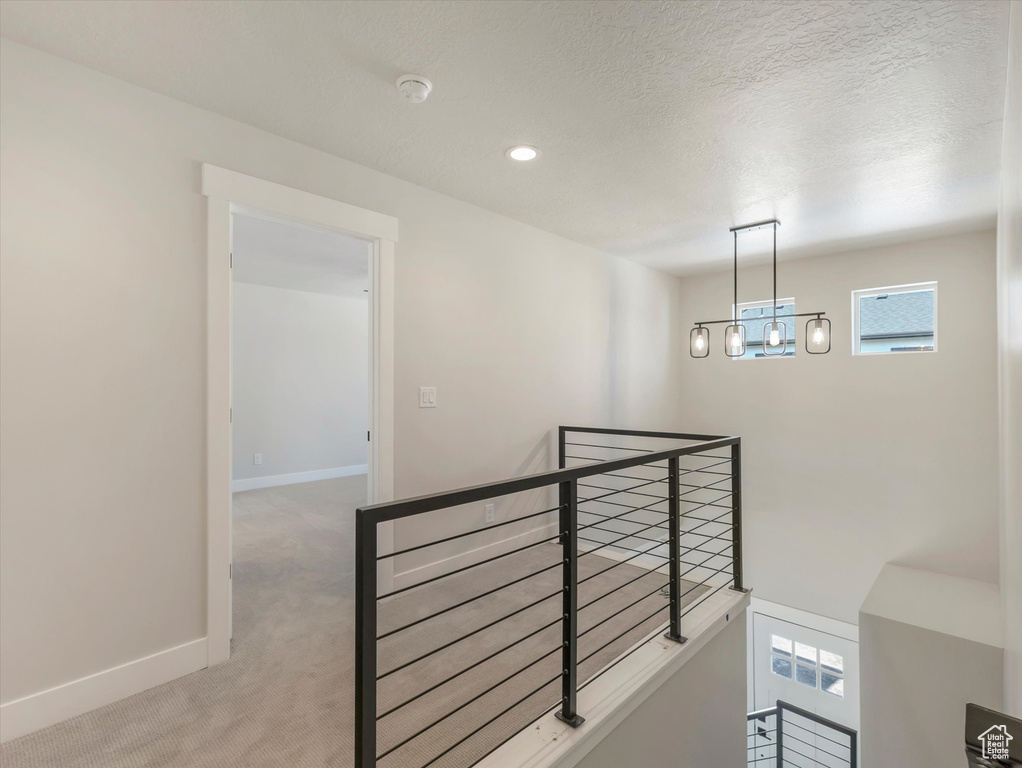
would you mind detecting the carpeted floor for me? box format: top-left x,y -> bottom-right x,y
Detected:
0,476 -> 699,768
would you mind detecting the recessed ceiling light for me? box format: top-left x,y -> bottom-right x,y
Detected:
506,145 -> 540,161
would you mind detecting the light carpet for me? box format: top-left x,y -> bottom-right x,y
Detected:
0,476 -> 701,768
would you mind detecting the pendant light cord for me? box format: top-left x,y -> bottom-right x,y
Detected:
733,230 -> 738,321
772,222 -> 777,323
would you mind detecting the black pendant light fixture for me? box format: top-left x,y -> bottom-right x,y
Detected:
806,316 -> 832,354
689,219 -> 830,358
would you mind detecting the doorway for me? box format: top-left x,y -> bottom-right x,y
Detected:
203,164 -> 397,665
752,613 -> 859,725
229,212 -> 370,641
231,212 -> 371,494
749,601 -> 860,765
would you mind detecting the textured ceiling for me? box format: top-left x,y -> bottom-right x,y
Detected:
232,213 -> 369,298
0,0 -> 1009,273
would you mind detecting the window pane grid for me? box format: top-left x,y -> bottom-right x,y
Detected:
768,634 -> 844,698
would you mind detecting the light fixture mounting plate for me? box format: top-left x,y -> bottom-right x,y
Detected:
729,218 -> 780,233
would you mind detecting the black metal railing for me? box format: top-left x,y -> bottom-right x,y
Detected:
748,700 -> 857,768
356,426 -> 745,768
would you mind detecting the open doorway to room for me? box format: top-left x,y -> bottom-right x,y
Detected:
203,164 -> 397,666
229,211 -> 371,644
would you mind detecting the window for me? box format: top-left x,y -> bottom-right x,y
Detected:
852,282 -> 937,355
733,299 -> 796,358
769,634 -> 845,697
771,634 -> 793,678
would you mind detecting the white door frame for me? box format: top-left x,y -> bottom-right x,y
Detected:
203,164 -> 397,665
747,597 -> 860,721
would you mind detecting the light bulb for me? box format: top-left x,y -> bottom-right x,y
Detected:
769,327 -> 780,346
730,330 -> 742,350
806,317 -> 831,355
690,326 -> 710,358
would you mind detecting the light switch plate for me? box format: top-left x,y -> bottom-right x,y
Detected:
419,386 -> 437,408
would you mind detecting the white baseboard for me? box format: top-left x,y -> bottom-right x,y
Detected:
393,521 -> 559,592
581,543 -> 667,574
232,464 -> 367,492
0,637 -> 207,743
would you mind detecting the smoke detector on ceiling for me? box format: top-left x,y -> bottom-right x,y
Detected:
396,75 -> 432,103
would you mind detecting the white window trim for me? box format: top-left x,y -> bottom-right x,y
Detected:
851,281 -> 938,356
731,297 -> 797,360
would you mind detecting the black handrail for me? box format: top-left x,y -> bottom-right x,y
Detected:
357,426 -> 745,768
748,700 -> 858,767
356,435 -> 738,521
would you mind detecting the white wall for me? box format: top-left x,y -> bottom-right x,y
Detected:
231,282 -> 367,484
675,230 -> 1001,624
860,614 -> 1003,767
390,250 -> 688,583
997,0 -> 1022,718
573,611 -> 747,768
0,40 -> 687,714
856,564 -> 1003,763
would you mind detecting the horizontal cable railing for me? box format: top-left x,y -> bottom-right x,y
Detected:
356,426 -> 745,768
748,700 -> 857,768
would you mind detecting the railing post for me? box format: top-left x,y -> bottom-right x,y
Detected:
664,456 -> 686,643
555,478 -> 585,728
775,704 -> 784,768
558,426 -> 566,469
730,440 -> 748,592
354,511 -> 377,768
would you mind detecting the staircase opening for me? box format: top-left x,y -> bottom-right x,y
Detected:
748,700 -> 858,767
355,427 -> 747,768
